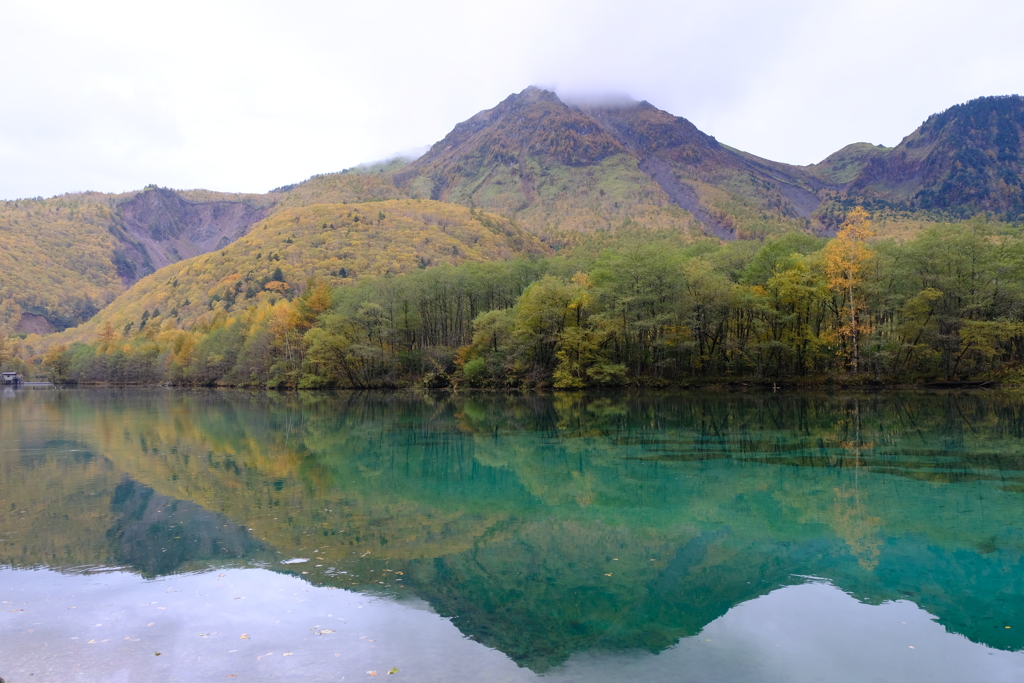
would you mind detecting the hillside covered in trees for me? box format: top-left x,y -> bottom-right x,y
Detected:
3,89 -> 1024,386
10,209 -> 1024,389
0,188 -> 277,334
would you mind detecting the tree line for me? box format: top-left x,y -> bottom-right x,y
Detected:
22,209 -> 1024,388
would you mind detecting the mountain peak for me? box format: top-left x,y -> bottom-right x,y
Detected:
845,93 -> 1024,217
510,85 -> 562,103
392,88 -> 826,238
394,86 -> 630,202
924,94 -> 1024,133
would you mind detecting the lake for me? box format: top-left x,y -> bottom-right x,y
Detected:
1,388 -> 1023,682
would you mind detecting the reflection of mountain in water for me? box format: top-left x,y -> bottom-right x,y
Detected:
108,479 -> 268,577
407,524 -> 801,671
2,390 -> 1024,670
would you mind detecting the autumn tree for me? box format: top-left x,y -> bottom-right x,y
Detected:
296,278 -> 335,329
825,207 -> 874,374
97,320 -> 119,353
42,343 -> 72,384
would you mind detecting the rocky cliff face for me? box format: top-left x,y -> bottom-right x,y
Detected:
117,186 -> 272,271
0,186 -> 274,333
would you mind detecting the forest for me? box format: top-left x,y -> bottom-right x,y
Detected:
8,207 -> 1024,389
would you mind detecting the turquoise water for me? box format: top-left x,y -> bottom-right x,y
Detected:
1,388 -> 1023,681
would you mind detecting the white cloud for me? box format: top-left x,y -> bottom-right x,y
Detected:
2,0 -> 1022,199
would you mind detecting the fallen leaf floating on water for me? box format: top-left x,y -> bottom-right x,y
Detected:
154,652 -> 163,656
368,671 -> 378,676
388,668 -> 399,675
240,634 -> 250,639
283,653 -> 293,656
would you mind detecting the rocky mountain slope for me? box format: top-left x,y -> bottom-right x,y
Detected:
0,187 -> 276,333
117,186 -> 274,270
391,86 -> 825,239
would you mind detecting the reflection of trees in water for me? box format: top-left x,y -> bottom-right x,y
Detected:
4,389 -> 1024,666
830,485 -> 883,571
827,397 -> 882,571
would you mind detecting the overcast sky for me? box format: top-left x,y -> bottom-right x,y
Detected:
2,0 -> 1022,200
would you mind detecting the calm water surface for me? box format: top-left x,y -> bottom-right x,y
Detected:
1,388 -> 1023,682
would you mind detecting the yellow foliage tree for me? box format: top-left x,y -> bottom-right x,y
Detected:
42,343 -> 71,383
825,206 -> 874,374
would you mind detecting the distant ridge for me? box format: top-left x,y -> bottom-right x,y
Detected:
840,95 -> 1024,218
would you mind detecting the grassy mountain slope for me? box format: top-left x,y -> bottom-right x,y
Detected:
55,199 -> 546,338
272,159 -> 411,207
806,142 -> 892,185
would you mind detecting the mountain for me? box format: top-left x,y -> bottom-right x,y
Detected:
5,89 -> 1024,336
390,86 -> 824,239
68,199 -> 545,336
818,95 -> 1024,218
0,187 -> 276,334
